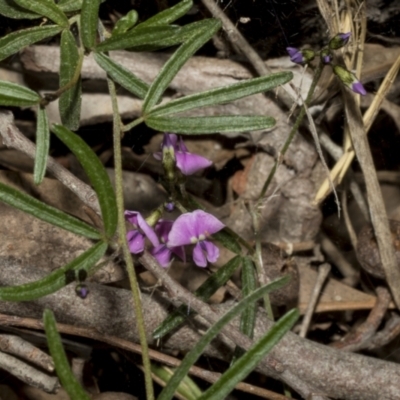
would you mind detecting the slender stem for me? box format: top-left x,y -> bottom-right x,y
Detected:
258,60 -> 325,200
123,117 -> 144,132
107,78 -> 154,400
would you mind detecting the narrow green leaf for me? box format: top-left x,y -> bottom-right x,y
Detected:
95,25 -> 181,52
0,181 -> 100,239
51,125 -> 118,238
34,106 -> 50,185
137,0 -> 193,28
148,72 -> 293,117
58,0 -> 82,13
112,10 -> 138,35
0,242 -> 107,301
93,52 -> 148,99
157,276 -> 291,400
59,29 -> 82,130
240,257 -> 257,337
13,0 -> 69,27
151,365 -> 202,400
213,229 -> 241,254
80,0 -> 101,49
44,309 -> 91,399
142,19 -> 221,113
0,0 -> 40,19
153,256 -> 242,340
0,80 -> 40,106
146,115 -> 276,134
198,309 -> 299,400
0,25 -> 62,62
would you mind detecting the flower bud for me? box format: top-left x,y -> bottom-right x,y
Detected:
329,32 -> 351,50
320,48 -> 333,64
286,47 -> 315,65
333,65 -> 366,95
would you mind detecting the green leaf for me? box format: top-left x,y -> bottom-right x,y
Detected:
239,257 -> 257,338
13,0 -> 69,27
146,115 -> 276,134
153,256 -> 242,340
213,229 -> 241,254
157,276 -> 292,400
59,29 -> 82,130
198,309 -> 299,400
58,0 -> 82,13
137,0 -> 192,28
34,106 -> 50,185
0,0 -> 40,19
44,309 -> 91,399
148,72 -> 293,117
0,80 -> 40,106
51,125 -> 118,238
0,181 -> 100,239
112,9 -> 138,35
95,25 -> 181,52
80,0 -> 101,49
142,18 -> 221,113
0,25 -> 62,62
93,52 -> 148,99
151,365 -> 202,400
0,242 -> 107,301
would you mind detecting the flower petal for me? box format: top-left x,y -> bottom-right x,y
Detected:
176,152 -> 212,175
135,212 -> 159,247
127,230 -> 145,254
124,210 -> 139,226
193,242 -> 207,267
155,219 -> 174,243
151,244 -> 172,267
202,240 -> 219,263
167,212 -> 199,247
351,81 -> 366,96
191,210 -> 225,237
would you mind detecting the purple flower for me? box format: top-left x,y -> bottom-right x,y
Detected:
155,133 -> 212,175
75,284 -> 89,299
286,47 -> 303,64
286,47 -> 315,65
333,65 -> 366,96
151,220 -> 185,267
167,210 -> 225,268
329,32 -> 351,50
125,211 -> 159,254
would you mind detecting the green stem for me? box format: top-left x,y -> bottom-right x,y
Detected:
107,78 -> 154,400
258,60 -> 325,200
123,117 -> 144,132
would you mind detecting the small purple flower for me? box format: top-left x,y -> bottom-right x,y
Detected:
155,133 -> 212,175
164,202 -> 175,212
151,220 -> 185,267
75,284 -> 89,299
125,211 -> 159,254
333,65 -> 366,96
286,47 -> 303,64
167,210 -> 225,268
329,32 -> 351,50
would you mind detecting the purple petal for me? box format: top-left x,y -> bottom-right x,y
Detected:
127,230 -> 145,253
286,47 -> 303,64
167,212 -> 199,247
323,55 -> 331,64
151,244 -> 172,267
176,152 -> 212,175
135,212 -> 160,247
351,81 -> 366,96
124,210 -> 139,227
190,210 -> 225,238
155,219 -> 174,243
193,242 -> 207,267
339,32 -> 351,41
164,202 -> 175,212
153,151 -> 162,161
162,133 -> 177,150
171,245 -> 186,262
202,240 -> 220,263
177,136 -> 189,152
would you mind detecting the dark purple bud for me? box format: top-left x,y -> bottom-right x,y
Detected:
164,202 -> 175,212
286,47 -> 315,65
329,32 -> 351,50
333,65 -> 366,95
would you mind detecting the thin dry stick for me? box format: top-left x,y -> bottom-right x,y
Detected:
299,263 -> 331,338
